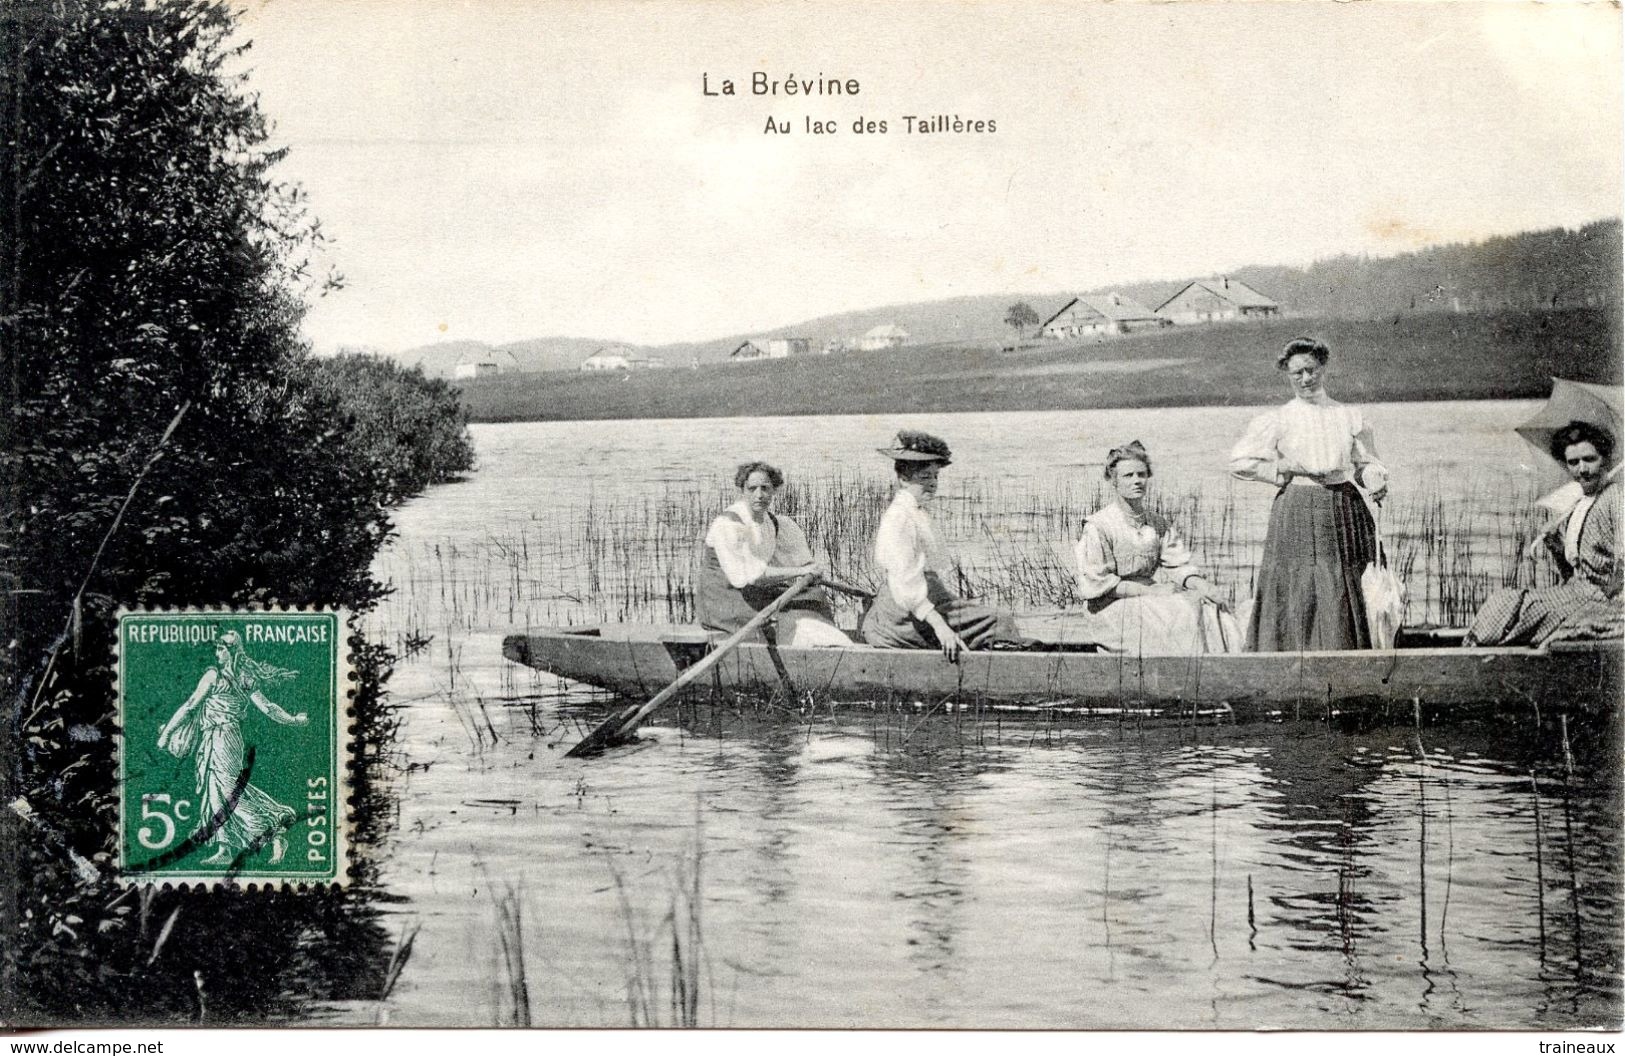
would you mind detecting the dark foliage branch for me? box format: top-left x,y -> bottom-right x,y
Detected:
1,0 -> 470,1022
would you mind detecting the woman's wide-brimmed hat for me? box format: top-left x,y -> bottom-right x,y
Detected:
876,429 -> 952,466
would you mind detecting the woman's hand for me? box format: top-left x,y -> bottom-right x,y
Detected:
925,611 -> 968,663
1185,578 -> 1224,605
1114,581 -> 1176,598
292,712 -> 309,727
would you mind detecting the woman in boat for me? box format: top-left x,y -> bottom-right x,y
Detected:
155,630 -> 306,865
861,430 -> 1027,660
1075,441 -> 1242,654
1229,337 -> 1388,651
1465,421 -> 1622,646
697,461 -> 850,647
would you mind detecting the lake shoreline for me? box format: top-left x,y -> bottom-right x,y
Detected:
454,308 -> 1618,424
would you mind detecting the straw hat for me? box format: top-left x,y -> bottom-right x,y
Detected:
876,429 -> 952,466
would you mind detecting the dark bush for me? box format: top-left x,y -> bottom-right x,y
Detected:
0,0 -> 449,1022
309,354 -> 476,506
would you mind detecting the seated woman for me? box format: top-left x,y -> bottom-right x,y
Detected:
1075,441 -> 1242,655
696,461 -> 851,647
1465,421 -> 1622,646
860,430 -> 1028,660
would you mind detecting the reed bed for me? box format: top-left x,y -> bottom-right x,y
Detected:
369,467 -> 1556,641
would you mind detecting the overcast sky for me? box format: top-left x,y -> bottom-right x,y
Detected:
234,0 -> 1622,352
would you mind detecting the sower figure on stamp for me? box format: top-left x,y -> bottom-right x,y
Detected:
860,430 -> 1029,660
156,630 -> 308,864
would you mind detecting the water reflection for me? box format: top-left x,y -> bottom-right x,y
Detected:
350,405 -> 1619,1030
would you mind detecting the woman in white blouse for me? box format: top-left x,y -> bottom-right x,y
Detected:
1229,338 -> 1388,651
1075,441 -> 1241,654
696,461 -> 850,647
860,430 -> 1025,660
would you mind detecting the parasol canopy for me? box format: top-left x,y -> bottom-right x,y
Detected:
1515,377 -> 1623,467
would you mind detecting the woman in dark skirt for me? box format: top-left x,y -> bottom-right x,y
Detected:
1229,338 -> 1389,651
696,461 -> 848,646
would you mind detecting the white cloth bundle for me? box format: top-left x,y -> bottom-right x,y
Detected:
1361,506 -> 1406,649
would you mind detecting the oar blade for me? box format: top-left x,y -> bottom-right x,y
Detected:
564,704 -> 639,758
561,573 -> 816,759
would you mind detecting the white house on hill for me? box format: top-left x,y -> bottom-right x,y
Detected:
1156,278 -> 1281,325
1039,293 -> 1167,340
453,352 -> 501,379
733,337 -> 811,360
859,324 -> 909,351
767,337 -> 810,357
581,347 -> 633,371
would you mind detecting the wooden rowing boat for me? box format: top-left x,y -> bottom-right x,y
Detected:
502,623 -> 1621,722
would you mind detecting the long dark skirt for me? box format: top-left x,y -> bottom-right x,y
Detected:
861,572 -> 1024,649
1247,482 -> 1377,652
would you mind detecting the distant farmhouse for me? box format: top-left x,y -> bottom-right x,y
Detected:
1040,293 -> 1168,340
732,337 -> 811,360
1156,277 -> 1280,325
581,347 -> 632,371
580,347 -> 665,372
453,350 -> 501,379
859,324 -> 909,351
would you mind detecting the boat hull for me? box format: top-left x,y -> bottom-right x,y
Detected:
503,625 -> 1621,721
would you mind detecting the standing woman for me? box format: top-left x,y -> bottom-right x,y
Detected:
1229,337 -> 1389,651
861,430 -> 1026,660
697,460 -> 850,647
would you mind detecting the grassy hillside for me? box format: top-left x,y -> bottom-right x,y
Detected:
392,219 -> 1620,377
457,307 -> 1620,423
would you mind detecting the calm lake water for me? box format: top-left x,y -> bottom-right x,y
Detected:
337,402 -> 1620,1029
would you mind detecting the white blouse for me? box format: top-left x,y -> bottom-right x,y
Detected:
703,501 -> 815,589
873,488 -> 951,620
1229,393 -> 1388,491
1564,494 -> 1598,566
1074,503 -> 1201,601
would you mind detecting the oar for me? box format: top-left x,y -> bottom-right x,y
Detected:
820,578 -> 874,600
564,573 -> 816,758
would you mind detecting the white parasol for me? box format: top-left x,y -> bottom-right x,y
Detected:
1514,378 -> 1623,515
1515,377 -> 1622,468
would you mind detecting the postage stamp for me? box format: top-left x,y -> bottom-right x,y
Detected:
115,609 -> 350,886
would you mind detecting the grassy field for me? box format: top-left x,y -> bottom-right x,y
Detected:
457,307 -> 1619,422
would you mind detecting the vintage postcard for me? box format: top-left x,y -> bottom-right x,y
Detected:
2,0 -> 1620,1042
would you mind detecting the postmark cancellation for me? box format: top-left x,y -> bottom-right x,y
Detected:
114,609 -> 352,887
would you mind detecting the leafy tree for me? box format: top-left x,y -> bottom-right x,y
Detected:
1004,301 -> 1041,338
0,0 -> 443,1021
309,355 -> 476,506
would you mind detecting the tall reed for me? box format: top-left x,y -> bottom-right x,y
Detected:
369,467 -> 1551,637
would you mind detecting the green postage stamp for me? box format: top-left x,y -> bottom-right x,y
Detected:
116,609 -> 350,886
